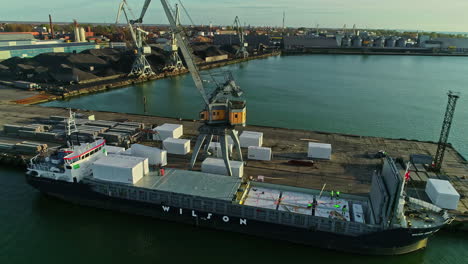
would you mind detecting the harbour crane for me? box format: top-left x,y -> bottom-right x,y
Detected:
233,16 -> 249,58
130,0 -> 152,24
160,0 -> 247,176
116,0 -> 154,77
164,4 -> 184,71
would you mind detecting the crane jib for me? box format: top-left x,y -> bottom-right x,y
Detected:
160,0 -> 210,106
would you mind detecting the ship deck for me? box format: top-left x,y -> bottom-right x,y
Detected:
134,168 -> 242,201
240,182 -> 372,224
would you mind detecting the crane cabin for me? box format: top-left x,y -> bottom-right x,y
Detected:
200,101 -> 246,126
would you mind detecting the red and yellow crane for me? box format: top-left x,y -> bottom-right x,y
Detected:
160,0 -> 246,176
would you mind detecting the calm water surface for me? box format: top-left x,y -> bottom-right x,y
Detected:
4,54 -> 468,263
0,167 -> 467,264
44,55 -> 468,157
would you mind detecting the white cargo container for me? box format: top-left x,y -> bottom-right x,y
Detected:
208,142 -> 233,158
153,123 -> 183,141
119,148 -> 133,156
108,154 -> 149,175
92,155 -> 144,184
247,146 -> 272,161
163,138 -> 191,155
201,158 -> 244,178
307,142 -> 332,160
104,146 -> 125,155
239,131 -> 263,148
425,179 -> 460,210
130,144 -> 167,166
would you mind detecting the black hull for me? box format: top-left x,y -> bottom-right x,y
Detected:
26,175 -> 442,255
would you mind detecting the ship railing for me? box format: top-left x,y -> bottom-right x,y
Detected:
442,211 -> 453,223
408,197 -> 442,213
28,163 -> 64,173
409,197 -> 454,224
90,180 -> 381,236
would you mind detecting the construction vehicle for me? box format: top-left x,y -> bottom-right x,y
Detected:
233,16 -> 249,58
160,0 -> 247,176
116,0 -> 154,77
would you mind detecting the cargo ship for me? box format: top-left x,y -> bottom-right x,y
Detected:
25,118 -> 452,255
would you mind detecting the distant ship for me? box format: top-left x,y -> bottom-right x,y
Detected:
25,117 -> 452,255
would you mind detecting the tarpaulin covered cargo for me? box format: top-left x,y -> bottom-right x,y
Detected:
239,131 -> 263,148
247,146 -> 272,161
92,155 -> 144,184
104,145 -> 125,155
201,158 -> 244,178
131,144 -> 167,166
163,138 -> 190,155
307,142 -> 332,160
153,123 -> 183,141
425,179 -> 460,210
108,154 -> 149,175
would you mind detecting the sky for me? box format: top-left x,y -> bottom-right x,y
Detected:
1,0 -> 468,32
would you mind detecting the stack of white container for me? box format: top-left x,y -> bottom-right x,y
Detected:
307,142 -> 332,160
163,138 -> 191,155
92,154 -> 149,184
425,179 -> 460,210
130,144 -> 167,166
152,123 -> 191,156
201,158 -> 244,178
238,131 -> 273,161
153,123 -> 183,141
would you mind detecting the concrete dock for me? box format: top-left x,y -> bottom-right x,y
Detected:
0,85 -> 467,229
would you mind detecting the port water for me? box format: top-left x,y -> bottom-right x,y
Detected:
44,54 -> 468,158
0,166 -> 467,263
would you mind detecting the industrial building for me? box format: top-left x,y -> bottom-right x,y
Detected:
213,35 -> 270,49
0,43 -> 101,61
283,36 -> 339,50
0,33 -> 99,61
428,38 -> 468,52
0,33 -> 37,46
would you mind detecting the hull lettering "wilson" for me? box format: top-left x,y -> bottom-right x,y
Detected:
162,206 -> 247,225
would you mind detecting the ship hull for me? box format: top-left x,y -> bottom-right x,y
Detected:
26,175 -> 441,255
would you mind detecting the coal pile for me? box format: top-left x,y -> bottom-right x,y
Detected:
192,43 -> 227,60
147,46 -> 172,71
0,48 -> 136,84
0,43 -> 239,85
219,44 -> 240,55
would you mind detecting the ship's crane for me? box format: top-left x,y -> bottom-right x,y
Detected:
233,16 -> 248,58
164,4 -> 184,71
116,0 -> 154,77
160,0 -> 247,176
